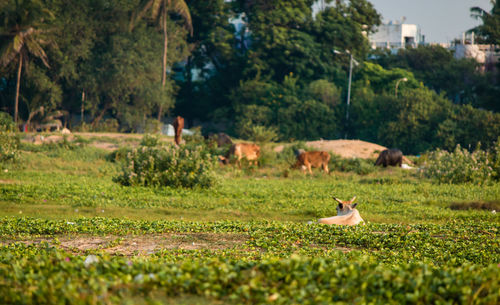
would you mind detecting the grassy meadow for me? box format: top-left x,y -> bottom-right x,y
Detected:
0,133 -> 499,304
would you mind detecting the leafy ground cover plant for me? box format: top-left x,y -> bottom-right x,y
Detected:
0,218 -> 499,304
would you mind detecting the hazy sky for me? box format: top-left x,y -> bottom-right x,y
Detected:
368,0 -> 494,43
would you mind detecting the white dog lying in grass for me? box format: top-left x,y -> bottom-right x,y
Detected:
317,196 -> 364,226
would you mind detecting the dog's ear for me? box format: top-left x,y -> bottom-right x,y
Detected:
352,203 -> 358,209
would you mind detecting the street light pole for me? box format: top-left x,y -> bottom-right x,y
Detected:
346,53 -> 353,121
333,49 -> 358,138
395,77 -> 408,97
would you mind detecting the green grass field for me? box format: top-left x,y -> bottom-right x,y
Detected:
1,134 -> 499,304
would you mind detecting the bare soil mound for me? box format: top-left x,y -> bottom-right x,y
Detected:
274,139 -> 388,159
306,139 -> 387,159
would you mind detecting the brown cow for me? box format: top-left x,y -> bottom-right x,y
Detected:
172,116 -> 184,145
219,143 -> 260,167
293,151 -> 330,174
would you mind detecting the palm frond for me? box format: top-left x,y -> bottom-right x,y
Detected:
24,36 -> 50,68
151,0 -> 162,19
172,0 -> 193,35
470,6 -> 490,19
0,40 -> 18,67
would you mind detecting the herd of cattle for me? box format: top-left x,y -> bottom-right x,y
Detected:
172,116 -> 406,172
172,116 -> 408,226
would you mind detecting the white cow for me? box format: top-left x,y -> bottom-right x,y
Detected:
318,196 -> 364,226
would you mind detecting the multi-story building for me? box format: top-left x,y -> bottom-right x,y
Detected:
369,21 -> 423,50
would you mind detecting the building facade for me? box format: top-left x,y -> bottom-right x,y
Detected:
369,22 -> 423,50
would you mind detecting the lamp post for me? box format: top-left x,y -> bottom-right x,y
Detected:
395,77 -> 408,97
333,49 -> 358,138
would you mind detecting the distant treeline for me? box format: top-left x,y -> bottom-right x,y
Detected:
1,0 -> 499,154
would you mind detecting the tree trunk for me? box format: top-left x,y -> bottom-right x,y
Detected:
157,0 -> 169,122
91,104 -> 110,128
14,53 -> 23,125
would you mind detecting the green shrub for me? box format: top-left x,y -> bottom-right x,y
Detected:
114,138 -> 218,188
0,113 -> 19,163
277,142 -> 309,165
140,134 -> 160,147
0,132 -> 20,163
421,145 -> 496,184
330,154 -> 377,175
245,125 -> 278,144
0,112 -> 15,132
92,118 -> 120,132
106,146 -> 133,163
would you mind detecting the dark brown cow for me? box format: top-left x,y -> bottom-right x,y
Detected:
375,149 -> 403,167
208,132 -> 233,147
172,116 -> 184,145
219,143 -> 260,167
293,151 -> 330,174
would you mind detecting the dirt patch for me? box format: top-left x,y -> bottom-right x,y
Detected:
92,142 -> 120,150
274,139 -> 387,159
3,233 -> 248,256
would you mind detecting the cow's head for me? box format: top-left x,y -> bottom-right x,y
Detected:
333,196 -> 358,216
218,155 -> 229,165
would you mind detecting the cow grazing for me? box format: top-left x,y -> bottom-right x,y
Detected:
172,116 -> 184,145
293,151 -> 330,174
318,196 -> 364,226
208,132 -> 233,147
375,148 -> 403,167
219,143 -> 260,167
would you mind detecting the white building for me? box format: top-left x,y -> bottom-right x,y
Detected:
369,21 -> 423,50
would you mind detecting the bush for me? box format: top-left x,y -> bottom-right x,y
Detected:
276,142 -> 309,165
420,145 -> 496,184
0,112 -> 15,132
330,154 -> 377,175
0,132 -> 20,163
114,138 -> 218,188
0,112 -> 19,163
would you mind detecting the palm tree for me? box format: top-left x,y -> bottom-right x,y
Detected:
132,0 -> 193,121
0,0 -> 53,124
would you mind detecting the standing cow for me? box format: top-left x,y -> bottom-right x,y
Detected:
293,151 -> 331,174
172,116 -> 184,146
375,148 -> 403,167
219,143 -> 260,167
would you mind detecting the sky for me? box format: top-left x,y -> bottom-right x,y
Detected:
367,0 -> 494,43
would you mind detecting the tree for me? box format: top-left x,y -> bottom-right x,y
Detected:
0,0 -> 54,124
133,0 -> 193,121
